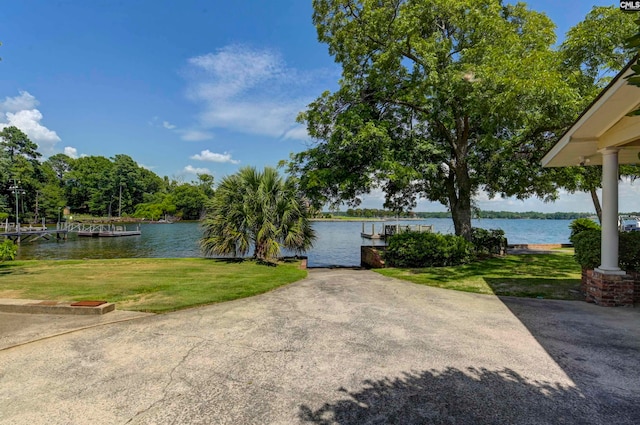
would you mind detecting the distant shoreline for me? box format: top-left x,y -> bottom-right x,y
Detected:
312,216 -> 599,221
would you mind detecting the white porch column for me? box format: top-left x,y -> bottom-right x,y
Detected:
597,148 -> 623,274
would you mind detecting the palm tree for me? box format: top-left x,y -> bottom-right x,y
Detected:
200,166 -> 315,262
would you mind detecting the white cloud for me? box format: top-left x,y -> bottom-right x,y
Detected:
190,149 -> 239,164
0,108 -> 61,155
163,121 -> 176,130
188,47 -> 285,98
0,91 -> 61,155
179,129 -> 214,141
63,146 -> 78,159
183,45 -> 330,141
183,165 -> 211,175
620,177 -> 640,212
283,125 -> 310,141
0,91 -> 39,112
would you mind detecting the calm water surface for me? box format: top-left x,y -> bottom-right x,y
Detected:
15,219 -> 573,267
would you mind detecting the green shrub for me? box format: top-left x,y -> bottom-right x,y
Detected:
572,230 -> 640,272
0,239 -> 17,262
471,228 -> 507,255
569,218 -> 600,244
384,232 -> 473,267
572,229 -> 600,270
620,232 -> 640,271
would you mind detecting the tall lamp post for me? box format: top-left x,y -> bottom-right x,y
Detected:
9,180 -> 25,230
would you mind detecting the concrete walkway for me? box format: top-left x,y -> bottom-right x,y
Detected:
0,269 -> 639,424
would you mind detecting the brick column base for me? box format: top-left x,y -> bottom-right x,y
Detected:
582,269 -> 637,307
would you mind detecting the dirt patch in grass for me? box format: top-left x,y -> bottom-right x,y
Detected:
0,289 -> 26,298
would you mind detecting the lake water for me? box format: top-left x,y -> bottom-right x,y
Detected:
14,218 -> 573,267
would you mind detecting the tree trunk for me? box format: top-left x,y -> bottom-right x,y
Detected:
451,197 -> 472,241
589,187 -> 602,224
446,161 -> 473,241
448,127 -> 473,241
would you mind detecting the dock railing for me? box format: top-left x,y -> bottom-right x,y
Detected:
384,224 -> 434,237
361,222 -> 434,240
62,222 -> 113,233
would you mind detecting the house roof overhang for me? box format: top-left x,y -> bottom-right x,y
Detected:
541,60 -> 640,168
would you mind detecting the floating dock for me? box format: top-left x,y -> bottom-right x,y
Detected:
361,222 -> 384,239
361,222 -> 434,240
98,226 -> 141,237
67,223 -> 141,237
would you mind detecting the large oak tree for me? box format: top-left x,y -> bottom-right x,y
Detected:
290,0 -> 584,239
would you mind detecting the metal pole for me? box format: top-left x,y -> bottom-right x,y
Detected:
14,188 -> 18,227
9,179 -> 24,229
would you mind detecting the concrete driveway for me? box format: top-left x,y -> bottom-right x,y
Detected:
0,269 -> 639,424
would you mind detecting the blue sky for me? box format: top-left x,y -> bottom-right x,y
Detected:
1,0 -> 638,213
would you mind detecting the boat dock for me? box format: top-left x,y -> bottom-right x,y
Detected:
65,223 -> 141,237
360,222 -> 434,240
0,223 -> 68,244
1,222 -> 142,243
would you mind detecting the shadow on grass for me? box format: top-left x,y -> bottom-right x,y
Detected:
256,259 -> 278,267
298,366 -> 637,424
407,254 -> 579,283
205,257 -> 305,266
0,262 -> 31,276
205,257 -> 246,264
483,277 -> 582,300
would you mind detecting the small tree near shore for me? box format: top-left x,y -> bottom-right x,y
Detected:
0,239 -> 17,262
200,166 -> 316,262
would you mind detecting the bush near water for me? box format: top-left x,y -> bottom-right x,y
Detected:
384,232 -> 474,267
0,240 -> 17,262
384,228 -> 508,268
569,218 -> 600,243
470,228 -> 508,256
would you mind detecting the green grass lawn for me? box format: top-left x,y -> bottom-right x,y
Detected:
0,258 -> 306,313
376,252 -> 582,300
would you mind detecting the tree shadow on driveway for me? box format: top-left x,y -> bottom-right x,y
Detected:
299,366 -> 638,425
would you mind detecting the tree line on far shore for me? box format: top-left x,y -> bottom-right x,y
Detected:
334,209 -> 606,220
0,126 -> 214,223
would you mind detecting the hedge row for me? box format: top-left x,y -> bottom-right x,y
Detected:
572,229 -> 640,272
383,228 -> 507,268
384,232 -> 473,267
